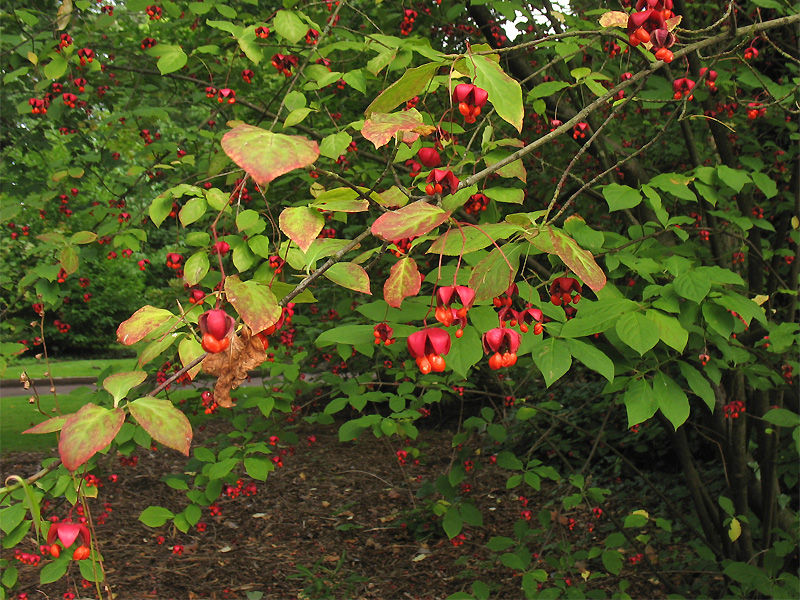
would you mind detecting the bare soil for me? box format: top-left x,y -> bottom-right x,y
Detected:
1,419 -> 670,600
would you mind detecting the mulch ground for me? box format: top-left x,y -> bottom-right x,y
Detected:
1,417 -> 671,600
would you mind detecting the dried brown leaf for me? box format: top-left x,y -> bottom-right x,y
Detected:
201,327 -> 267,408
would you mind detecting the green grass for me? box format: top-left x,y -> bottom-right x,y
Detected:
2,358 -> 137,381
0,387 -> 96,454
0,387 -> 262,456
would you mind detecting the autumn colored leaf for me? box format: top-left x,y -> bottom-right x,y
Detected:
371,201 -> 450,242
59,404 -> 126,471
323,262 -> 372,295
384,257 -> 422,308
224,275 -> 282,335
598,11 -> 628,28
362,109 -> 424,149
117,305 -> 176,346
548,227 -> 607,292
23,415 -> 69,435
221,124 -> 319,185
128,396 -> 192,456
279,206 -> 324,253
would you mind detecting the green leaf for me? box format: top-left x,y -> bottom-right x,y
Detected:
372,201 -> 450,242
274,9 -> 307,43
447,326 -> 483,379
384,257 -> 422,308
468,244 -> 522,302
560,298 -> 637,338
139,506 -> 175,527
473,54 -> 523,132
179,196 -> 207,226
751,171 -> 777,198
549,227 -> 606,292
319,131 -> 353,159
150,194 -> 173,227
179,337 -> 205,380
208,458 -> 239,479
40,555 -> 69,585
222,124 -> 319,185
674,271 -> 711,304
527,80 -> 571,99
602,183 -> 642,211
566,338 -> 614,382
615,312 -> 660,355
155,44 -> 188,74
44,56 -> 68,80
184,251 -> 210,286
365,62 -> 441,117
602,550 -> 623,575
717,165 -> 751,193
224,275 -> 282,335
486,536 -> 515,552
244,457 -> 272,481
236,209 -> 261,232
316,325 -> 377,348
645,309 -> 688,352
362,109 -> 425,149
284,107 -> 314,128
59,404 -> 126,470
677,362 -> 716,412
128,396 -> 192,455
323,262 -> 372,295
649,173 -> 696,201
653,371 -> 690,430
763,408 -> 800,428
623,378 -> 658,427
103,371 -> 147,404
532,338 -> 572,387
443,507 -> 463,539
233,27 -> 261,62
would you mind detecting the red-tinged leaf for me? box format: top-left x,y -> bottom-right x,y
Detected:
376,186 -> 410,209
128,396 -> 192,456
178,337 -> 204,380
323,262 -> 372,295
548,227 -> 607,292
103,371 -> 147,404
469,244 -> 523,302
371,201 -> 450,242
362,109 -> 424,149
224,275 -> 281,335
117,305 -> 176,346
59,246 -> 79,276
279,207 -> 324,253
23,415 -> 69,435
599,11 -> 629,28
384,257 -> 422,308
59,404 -> 125,471
221,124 -> 319,186
365,63 -> 441,117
